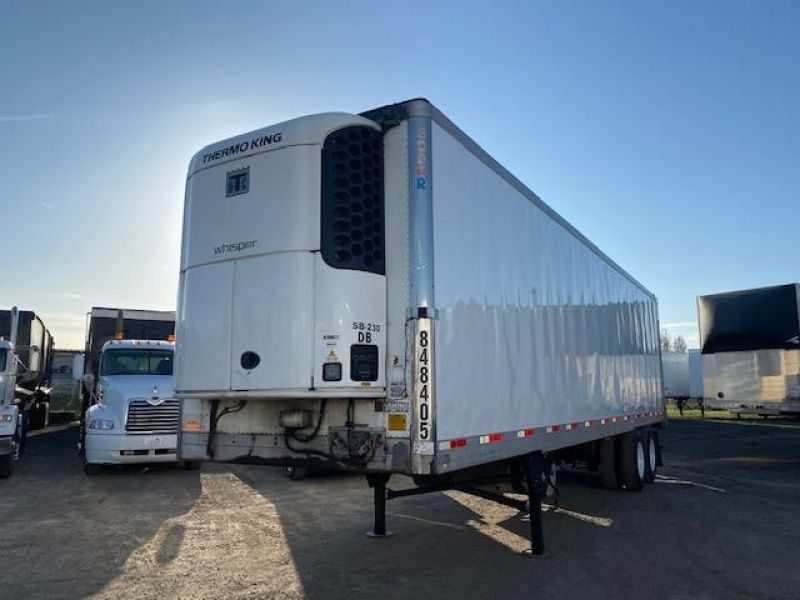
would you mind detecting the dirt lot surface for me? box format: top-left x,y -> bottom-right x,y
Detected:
1,419 -> 799,600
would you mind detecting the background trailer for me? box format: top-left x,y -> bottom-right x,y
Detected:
0,310 -> 54,429
177,99 -> 666,554
698,283 -> 800,415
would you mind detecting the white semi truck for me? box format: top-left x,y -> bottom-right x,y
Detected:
0,307 -> 54,478
74,308 -> 198,473
176,99 -> 665,554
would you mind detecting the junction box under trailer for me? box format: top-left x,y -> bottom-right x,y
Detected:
176,99 -> 665,555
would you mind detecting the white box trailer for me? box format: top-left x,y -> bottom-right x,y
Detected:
662,352 -> 690,400
689,349 -> 704,399
176,99 -> 665,553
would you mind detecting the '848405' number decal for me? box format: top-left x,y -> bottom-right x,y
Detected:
415,320 -> 434,447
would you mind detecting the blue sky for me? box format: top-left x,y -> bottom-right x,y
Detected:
1,0 -> 797,348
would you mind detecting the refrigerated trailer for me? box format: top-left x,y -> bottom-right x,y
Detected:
177,99 -> 665,553
698,284 -> 800,415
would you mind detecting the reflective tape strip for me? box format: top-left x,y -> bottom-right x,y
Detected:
546,425 -> 561,433
479,433 -> 503,444
439,438 -> 468,450
517,428 -> 535,438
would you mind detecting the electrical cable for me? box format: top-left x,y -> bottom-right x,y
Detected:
207,399 -> 247,459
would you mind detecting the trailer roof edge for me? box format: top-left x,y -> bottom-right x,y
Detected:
362,98 -> 657,302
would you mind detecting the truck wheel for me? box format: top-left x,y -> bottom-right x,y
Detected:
81,445 -> 102,475
600,437 -> 619,489
28,404 -> 47,431
643,430 -> 659,483
0,453 -> 15,478
284,466 -> 309,481
83,460 -> 103,475
15,415 -> 27,457
619,432 -> 645,492
184,461 -> 202,471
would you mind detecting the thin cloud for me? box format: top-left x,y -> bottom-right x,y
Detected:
38,201 -> 53,209
0,114 -> 51,123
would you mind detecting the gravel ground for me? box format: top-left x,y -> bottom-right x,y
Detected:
0,419 -> 798,600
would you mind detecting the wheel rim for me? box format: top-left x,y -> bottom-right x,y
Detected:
648,437 -> 657,474
636,440 -> 646,479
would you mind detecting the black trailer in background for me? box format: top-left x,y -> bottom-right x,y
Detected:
699,283 -> 800,354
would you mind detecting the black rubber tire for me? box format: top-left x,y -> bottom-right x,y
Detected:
284,466 -> 309,481
184,461 -> 202,471
83,463 -> 102,476
16,413 -> 27,457
643,430 -> 658,483
80,442 -> 102,475
28,403 -> 48,431
600,437 -> 619,489
0,453 -> 13,478
619,431 -> 645,492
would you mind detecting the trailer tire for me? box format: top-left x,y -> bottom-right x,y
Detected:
0,454 -> 13,478
643,430 -> 658,483
184,461 -> 202,471
619,432 -> 645,492
600,437 -> 619,489
284,466 -> 309,481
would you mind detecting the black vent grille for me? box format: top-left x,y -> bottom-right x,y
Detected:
321,126 -> 385,274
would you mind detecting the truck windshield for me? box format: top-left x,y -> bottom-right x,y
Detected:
0,348 -> 6,371
100,350 -> 173,376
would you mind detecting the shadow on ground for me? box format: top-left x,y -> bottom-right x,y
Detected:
232,420 -> 800,600
0,425 -> 202,599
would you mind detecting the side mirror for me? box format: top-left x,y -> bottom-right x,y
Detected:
72,354 -> 85,381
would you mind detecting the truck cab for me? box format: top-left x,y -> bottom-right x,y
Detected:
79,339 -> 197,474
0,340 -> 25,478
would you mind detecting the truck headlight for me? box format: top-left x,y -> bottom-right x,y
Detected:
88,419 -> 114,430
0,414 -> 13,423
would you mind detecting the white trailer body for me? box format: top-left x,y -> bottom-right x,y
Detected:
177,99 -> 664,480
702,349 -> 800,413
689,349 -> 704,399
662,352 -> 690,400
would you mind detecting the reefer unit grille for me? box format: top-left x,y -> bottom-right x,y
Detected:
321,125 -> 385,275
125,399 -> 180,434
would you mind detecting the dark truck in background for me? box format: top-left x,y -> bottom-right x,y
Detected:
0,310 -> 54,430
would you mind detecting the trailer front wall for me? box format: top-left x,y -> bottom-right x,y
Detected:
431,123 -> 662,443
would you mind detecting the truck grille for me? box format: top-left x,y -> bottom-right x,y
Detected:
125,399 -> 180,434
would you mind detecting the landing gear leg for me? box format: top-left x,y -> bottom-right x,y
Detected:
366,473 -> 393,538
523,452 -> 550,558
